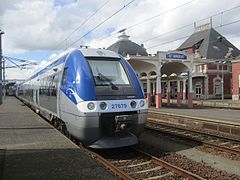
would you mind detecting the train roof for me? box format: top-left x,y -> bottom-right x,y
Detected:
80,48 -> 120,58
25,48 -> 121,82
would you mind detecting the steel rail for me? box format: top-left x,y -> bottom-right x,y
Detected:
147,114 -> 240,142
147,120 -> 240,156
134,148 -> 205,180
85,146 -> 205,180
83,148 -> 133,180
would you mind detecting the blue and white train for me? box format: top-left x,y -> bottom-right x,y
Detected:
16,48 -> 147,148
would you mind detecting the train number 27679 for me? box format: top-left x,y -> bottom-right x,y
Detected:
111,103 -> 127,109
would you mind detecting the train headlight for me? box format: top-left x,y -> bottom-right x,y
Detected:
100,102 -> 107,110
87,102 -> 95,110
130,101 -> 137,108
140,100 -> 145,107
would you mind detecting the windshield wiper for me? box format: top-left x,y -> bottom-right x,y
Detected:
97,72 -> 118,90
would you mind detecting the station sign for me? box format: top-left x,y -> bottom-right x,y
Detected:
166,53 -> 187,60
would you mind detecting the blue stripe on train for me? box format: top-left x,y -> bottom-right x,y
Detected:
29,55 -> 66,81
60,50 -> 96,104
60,50 -> 144,105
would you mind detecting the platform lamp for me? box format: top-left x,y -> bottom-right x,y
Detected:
217,34 -> 233,101
218,60 -> 226,100
218,48 -> 233,101
0,29 -> 4,105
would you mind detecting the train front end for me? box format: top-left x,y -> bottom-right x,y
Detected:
61,48 -> 147,148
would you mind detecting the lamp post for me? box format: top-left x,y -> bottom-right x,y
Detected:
0,29 -> 4,105
219,60 -> 226,100
219,48 -> 233,101
221,61 -> 224,100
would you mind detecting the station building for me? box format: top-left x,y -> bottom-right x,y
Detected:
178,23 -> 240,100
232,59 -> 240,100
107,23 -> 240,108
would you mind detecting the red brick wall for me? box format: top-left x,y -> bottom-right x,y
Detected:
223,73 -> 231,94
232,61 -> 240,95
207,64 -> 217,70
208,74 -> 215,95
208,73 -> 232,96
219,64 -> 228,70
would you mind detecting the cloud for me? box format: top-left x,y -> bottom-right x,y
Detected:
54,0 -> 78,7
2,0 -> 240,53
1,0 -> 240,79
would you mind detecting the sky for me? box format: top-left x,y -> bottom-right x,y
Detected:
1,0 -> 240,80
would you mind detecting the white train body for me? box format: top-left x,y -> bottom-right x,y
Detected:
17,48 -> 147,148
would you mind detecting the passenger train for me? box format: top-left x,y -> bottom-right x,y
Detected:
16,48 -> 147,148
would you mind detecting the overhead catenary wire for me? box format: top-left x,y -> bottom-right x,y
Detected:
95,1 -> 240,48
146,18 -> 240,50
67,0 -> 135,48
147,35 -> 190,50
41,0 -> 111,61
3,56 -> 38,70
3,56 -> 37,64
141,4 -> 240,44
97,0 -> 197,42
6,1 -> 240,64
126,0 -> 196,30
57,0 -> 111,50
3,57 -> 21,68
106,0 -> 197,39
96,3 -> 240,48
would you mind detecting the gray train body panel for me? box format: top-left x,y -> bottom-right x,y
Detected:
16,48 -> 148,149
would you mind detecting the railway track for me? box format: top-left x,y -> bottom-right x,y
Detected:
88,147 -> 204,180
46,109 -> 239,179
147,119 -> 240,158
48,117 -> 202,179
148,110 -> 240,141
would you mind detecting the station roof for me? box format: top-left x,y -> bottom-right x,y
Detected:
178,26 -> 240,59
107,32 -> 148,56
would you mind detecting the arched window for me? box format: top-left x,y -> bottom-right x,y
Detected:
195,81 -> 201,98
149,71 -> 156,76
140,72 -> 147,78
214,80 -> 221,95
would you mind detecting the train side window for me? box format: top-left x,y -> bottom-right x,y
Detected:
50,75 -> 57,97
61,68 -> 68,85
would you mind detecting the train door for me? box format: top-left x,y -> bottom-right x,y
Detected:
36,89 -> 39,106
33,89 -> 39,107
33,89 -> 37,105
58,69 -> 67,118
48,74 -> 58,114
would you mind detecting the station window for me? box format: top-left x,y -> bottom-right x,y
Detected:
215,80 -> 221,95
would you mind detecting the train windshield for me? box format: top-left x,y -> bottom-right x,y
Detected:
88,59 -> 130,86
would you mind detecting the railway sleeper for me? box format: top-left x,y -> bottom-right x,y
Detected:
118,161 -> 151,169
145,172 -> 175,180
127,166 -> 162,175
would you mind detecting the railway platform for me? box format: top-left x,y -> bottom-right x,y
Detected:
150,107 -> 240,124
148,106 -> 240,139
0,97 -> 117,180
160,98 -> 240,109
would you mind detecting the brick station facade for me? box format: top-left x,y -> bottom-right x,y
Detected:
232,59 -> 240,100
107,24 -> 240,108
